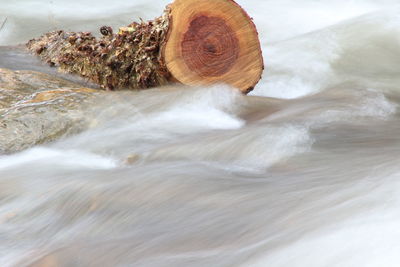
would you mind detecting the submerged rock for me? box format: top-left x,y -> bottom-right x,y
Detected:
0,67 -> 100,154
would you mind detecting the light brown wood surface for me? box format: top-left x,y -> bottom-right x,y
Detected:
164,0 -> 264,93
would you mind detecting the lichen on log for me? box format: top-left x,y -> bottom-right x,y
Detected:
27,8 -> 171,91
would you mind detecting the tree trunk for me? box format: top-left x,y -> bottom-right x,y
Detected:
27,0 -> 263,93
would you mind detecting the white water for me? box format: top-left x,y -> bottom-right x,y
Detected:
2,0 -> 400,266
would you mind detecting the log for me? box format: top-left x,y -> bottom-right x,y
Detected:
27,0 -> 263,93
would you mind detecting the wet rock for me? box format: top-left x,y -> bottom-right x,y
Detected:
0,67 -> 100,154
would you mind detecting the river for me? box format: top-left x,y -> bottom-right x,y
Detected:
1,0 -> 400,266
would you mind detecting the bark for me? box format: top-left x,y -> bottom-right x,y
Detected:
27,0 -> 263,93
27,9 -> 171,91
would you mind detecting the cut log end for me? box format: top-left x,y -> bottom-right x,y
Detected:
27,0 -> 263,93
164,0 -> 264,93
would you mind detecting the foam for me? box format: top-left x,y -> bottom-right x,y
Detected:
145,124 -> 313,171
0,148 -> 117,170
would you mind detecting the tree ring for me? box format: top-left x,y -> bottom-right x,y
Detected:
181,16 -> 239,77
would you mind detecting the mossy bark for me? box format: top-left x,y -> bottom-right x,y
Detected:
27,8 -> 171,91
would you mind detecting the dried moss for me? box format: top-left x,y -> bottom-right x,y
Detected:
27,8 -> 171,90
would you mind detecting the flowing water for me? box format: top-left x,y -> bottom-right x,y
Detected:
1,0 -> 400,266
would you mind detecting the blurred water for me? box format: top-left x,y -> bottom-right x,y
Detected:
2,0 -> 400,266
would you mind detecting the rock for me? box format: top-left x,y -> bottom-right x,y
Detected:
0,67 -> 100,154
